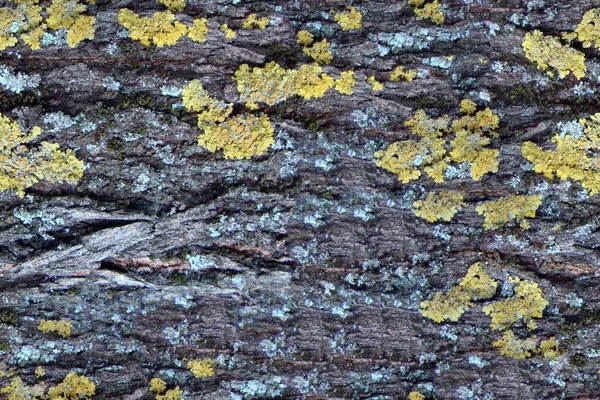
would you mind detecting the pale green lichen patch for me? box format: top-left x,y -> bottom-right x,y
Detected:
522,113 -> 600,195
522,30 -> 586,80
475,194 -> 542,230
0,113 -> 84,198
420,263 -> 498,323
413,190 -> 464,222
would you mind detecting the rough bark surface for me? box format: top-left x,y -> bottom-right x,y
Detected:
0,0 -> 599,399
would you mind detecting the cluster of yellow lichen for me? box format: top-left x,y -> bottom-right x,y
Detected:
233,61 -> 336,109
0,0 -> 95,50
117,9 -> 187,47
390,66 -> 417,82
303,38 -> 333,64
367,76 -> 384,91
374,109 -> 449,183
186,358 -> 215,378
334,70 -> 356,95
375,101 -> 500,184
182,80 -> 275,159
242,13 -> 269,30
220,23 -> 236,39
0,113 -> 84,198
522,114 -> 600,195
421,264 -> 557,359
522,30 -> 586,80
1,372 -> 95,399
570,8 -> 600,48
413,190 -> 464,222
408,0 -> 444,25
38,319 -> 72,338
333,6 -> 362,31
158,0 -> 185,12
408,391 -> 425,400
449,99 -> 500,181
150,378 -> 183,400
483,276 -> 558,359
475,194 -> 542,230
420,263 -> 498,323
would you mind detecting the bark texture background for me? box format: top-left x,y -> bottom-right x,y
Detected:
0,0 -> 600,399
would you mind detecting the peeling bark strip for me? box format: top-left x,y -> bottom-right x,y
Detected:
1,0 -> 600,398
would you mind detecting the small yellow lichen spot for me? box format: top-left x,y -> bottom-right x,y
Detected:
475,194 -> 542,230
333,6 -> 362,31
158,0 -> 186,12
412,0 -> 444,25
483,276 -> 548,331
47,372 -> 95,399
220,23 -> 236,39
413,190 -> 464,222
459,99 -> 477,115
198,113 -> 275,159
187,18 -> 208,43
367,76 -> 383,91
303,38 -> 333,64
38,319 -> 72,338
294,63 -> 335,99
334,70 -> 356,95
540,337 -> 560,359
150,377 -> 167,394
66,15 -> 95,47
242,13 -> 269,30
420,263 -> 497,323
118,9 -> 187,47
187,358 -> 215,378
573,8 -> 600,48
405,109 -> 449,138
297,29 -> 314,46
35,366 -> 45,378
157,386 -> 184,400
492,330 -> 538,359
408,391 -> 425,400
522,30 -> 586,80
390,66 -> 417,82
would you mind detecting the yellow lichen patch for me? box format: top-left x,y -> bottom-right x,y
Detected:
413,190 -> 464,222
0,113 -> 84,198
158,0 -> 185,12
390,66 -> 417,82
233,62 -> 334,108
181,79 -> 233,130
483,276 -> 549,331
297,29 -> 314,46
540,337 -> 560,359
475,194 -> 542,230
303,38 -> 333,64
117,9 -> 187,47
410,0 -> 444,25
522,30 -> 586,80
0,1 -> 45,51
408,391 -> 425,400
334,70 -> 356,95
38,319 -> 72,338
420,263 -> 498,323
187,358 -> 215,378
187,18 -> 208,43
375,109 -> 449,183
46,0 -> 95,47
522,114 -> 600,195
150,378 -> 167,394
492,330 -> 538,359
47,373 -> 95,399
157,387 -> 184,400
35,366 -> 45,379
0,376 -> 45,399
198,113 -> 275,159
449,104 -> 500,181
220,23 -> 236,39
367,76 -> 383,91
242,13 -> 268,30
573,8 -> 600,48
333,6 -> 362,31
